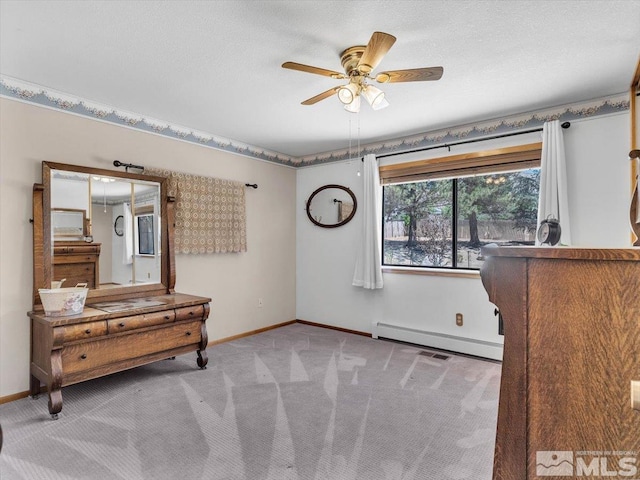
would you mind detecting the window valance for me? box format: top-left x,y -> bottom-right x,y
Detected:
379,143 -> 542,185
146,168 -> 247,254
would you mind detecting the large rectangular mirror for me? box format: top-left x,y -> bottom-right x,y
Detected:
38,162 -> 170,303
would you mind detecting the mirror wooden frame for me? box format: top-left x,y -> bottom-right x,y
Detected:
32,161 -> 174,311
306,184 -> 357,228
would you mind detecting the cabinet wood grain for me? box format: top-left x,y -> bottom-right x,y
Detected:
480,246 -> 640,479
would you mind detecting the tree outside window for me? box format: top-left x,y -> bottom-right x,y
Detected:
383,168 -> 540,269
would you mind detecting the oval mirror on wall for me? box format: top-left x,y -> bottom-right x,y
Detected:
306,184 -> 357,228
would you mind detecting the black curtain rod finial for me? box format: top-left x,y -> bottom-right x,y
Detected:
561,121 -> 571,129
245,183 -> 258,189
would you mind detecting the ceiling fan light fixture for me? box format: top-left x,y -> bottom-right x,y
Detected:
344,94 -> 361,113
372,96 -> 389,111
363,85 -> 387,110
337,83 -> 359,104
282,32 -> 443,110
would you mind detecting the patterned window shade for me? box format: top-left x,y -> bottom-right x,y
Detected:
146,168 -> 247,254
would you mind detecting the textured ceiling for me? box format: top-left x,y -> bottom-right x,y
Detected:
1,0 -> 639,160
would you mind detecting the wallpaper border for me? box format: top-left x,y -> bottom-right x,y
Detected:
0,75 -> 629,168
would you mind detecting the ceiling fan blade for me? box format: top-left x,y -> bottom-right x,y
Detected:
357,32 -> 396,74
301,87 -> 339,105
282,61 -> 345,79
375,67 -> 444,83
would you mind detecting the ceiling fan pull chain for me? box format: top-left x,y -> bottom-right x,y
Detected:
348,115 -> 352,160
357,112 -> 361,159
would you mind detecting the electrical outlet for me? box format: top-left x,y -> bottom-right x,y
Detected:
456,313 -> 463,327
258,298 -> 263,308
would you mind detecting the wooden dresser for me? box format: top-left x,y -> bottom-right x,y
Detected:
53,241 -> 101,288
29,293 -> 209,417
31,161 -> 211,419
480,246 -> 640,479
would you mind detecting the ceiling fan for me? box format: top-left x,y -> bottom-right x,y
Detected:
282,31 -> 443,113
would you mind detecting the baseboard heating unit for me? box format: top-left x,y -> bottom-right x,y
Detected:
372,322 -> 503,361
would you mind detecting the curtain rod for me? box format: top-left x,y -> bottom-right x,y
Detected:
368,121 -> 571,161
113,161 -> 258,188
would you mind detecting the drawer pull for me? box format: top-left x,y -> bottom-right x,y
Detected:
186,331 -> 192,336
85,329 -> 91,334
80,354 -> 87,360
164,315 -> 170,320
118,322 -> 125,328
189,311 -> 194,316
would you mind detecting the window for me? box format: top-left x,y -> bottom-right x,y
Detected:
136,214 -> 155,255
380,143 -> 542,270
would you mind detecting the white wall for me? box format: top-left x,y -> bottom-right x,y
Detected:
296,112 -> 632,359
565,114 -> 632,246
0,98 -> 297,398
94,204 -> 113,283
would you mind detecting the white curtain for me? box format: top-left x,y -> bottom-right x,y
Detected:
353,154 -> 384,289
122,203 -> 134,265
537,120 -> 572,245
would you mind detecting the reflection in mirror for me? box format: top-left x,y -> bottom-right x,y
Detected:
306,184 -> 357,228
52,209 -> 87,239
50,167 -> 162,291
131,181 -> 161,284
50,171 -> 89,240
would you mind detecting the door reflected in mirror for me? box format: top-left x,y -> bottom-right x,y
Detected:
50,168 -> 162,290
306,184 -> 357,228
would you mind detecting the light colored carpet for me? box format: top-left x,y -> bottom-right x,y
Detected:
0,323 -> 500,479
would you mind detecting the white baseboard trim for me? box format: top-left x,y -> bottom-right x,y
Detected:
373,322 -> 503,361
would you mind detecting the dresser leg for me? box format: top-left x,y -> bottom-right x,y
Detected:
198,318 -> 209,369
48,388 -> 62,419
30,374 -> 41,399
47,350 -> 63,418
197,349 -> 208,369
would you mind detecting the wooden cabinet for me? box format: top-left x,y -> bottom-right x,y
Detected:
480,246 -> 640,479
53,241 -> 101,288
29,293 -> 209,417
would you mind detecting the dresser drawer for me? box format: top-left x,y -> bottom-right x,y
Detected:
54,254 -> 98,264
59,321 -> 107,342
175,305 -> 204,321
62,320 -> 202,375
53,244 -> 100,255
53,262 -> 97,288
107,310 -> 176,333
65,245 -> 100,254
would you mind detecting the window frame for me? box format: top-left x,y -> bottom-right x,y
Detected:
133,204 -> 156,256
135,213 -> 155,255
380,143 -> 542,272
